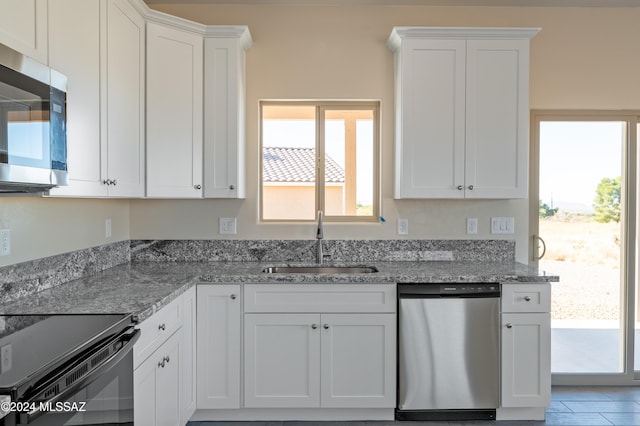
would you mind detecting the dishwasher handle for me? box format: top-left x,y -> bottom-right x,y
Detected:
398,283 -> 500,298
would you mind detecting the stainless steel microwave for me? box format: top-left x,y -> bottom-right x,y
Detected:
0,43 -> 68,193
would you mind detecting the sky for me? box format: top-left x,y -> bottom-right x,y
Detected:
539,121 -> 624,214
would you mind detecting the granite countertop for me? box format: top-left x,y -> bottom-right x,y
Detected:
0,261 -> 558,322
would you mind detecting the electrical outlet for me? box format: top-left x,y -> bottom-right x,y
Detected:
219,217 -> 237,235
0,229 -> 10,256
105,219 -> 112,238
1,344 -> 12,373
467,218 -> 478,235
397,218 -> 409,235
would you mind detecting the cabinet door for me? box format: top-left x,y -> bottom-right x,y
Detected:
395,38 -> 466,199
155,330 -> 181,426
133,350 -> 157,426
203,37 -> 246,199
0,0 -> 47,63
48,0 -> 107,197
197,285 -> 241,409
146,22 -> 203,198
320,314 -> 396,408
181,287 -> 196,422
501,313 -> 551,407
103,0 -> 145,197
465,39 -> 529,199
244,313 -> 321,408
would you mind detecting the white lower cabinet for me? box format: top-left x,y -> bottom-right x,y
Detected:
242,284 -> 397,410
133,288 -> 196,425
134,329 -> 182,426
244,312 -> 396,409
196,285 -> 242,409
500,283 -> 551,409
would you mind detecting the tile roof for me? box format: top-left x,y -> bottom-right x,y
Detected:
263,147 -> 344,183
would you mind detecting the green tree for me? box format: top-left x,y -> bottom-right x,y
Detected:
593,176 -> 621,223
539,200 -> 558,218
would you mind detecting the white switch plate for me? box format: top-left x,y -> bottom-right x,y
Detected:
467,218 -> 478,235
219,217 -> 237,235
491,217 -> 515,234
105,219 -> 112,238
0,229 -> 10,256
397,218 -> 409,235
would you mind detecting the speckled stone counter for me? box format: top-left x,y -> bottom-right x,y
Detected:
0,260 -> 558,321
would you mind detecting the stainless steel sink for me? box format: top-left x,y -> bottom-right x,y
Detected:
262,265 -> 379,274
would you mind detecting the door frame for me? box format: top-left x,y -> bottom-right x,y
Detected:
530,110 -> 639,385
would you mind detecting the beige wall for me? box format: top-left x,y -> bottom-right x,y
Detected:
129,3 -> 640,263
0,198 -> 129,267
5,3 -> 640,267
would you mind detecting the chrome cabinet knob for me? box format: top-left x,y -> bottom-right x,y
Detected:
323,324 -> 330,330
229,185 -> 235,190
230,294 -> 237,300
164,356 -> 170,364
158,323 -> 166,331
194,184 -> 202,190
506,323 -> 513,329
457,185 -> 464,190
112,179 -> 117,186
311,324 -> 318,330
524,296 -> 532,302
468,185 -> 474,190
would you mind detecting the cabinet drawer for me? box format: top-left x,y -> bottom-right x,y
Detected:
501,284 -> 550,313
244,284 -> 396,313
134,296 -> 182,369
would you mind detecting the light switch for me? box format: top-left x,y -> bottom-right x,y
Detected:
491,217 -> 515,234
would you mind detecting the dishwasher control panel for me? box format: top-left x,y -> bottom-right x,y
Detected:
398,283 -> 500,298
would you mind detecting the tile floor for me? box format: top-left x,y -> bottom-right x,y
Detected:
189,386 -> 640,426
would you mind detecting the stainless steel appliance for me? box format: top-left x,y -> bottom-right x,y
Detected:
0,314 -> 139,425
396,283 -> 500,421
0,43 -> 68,193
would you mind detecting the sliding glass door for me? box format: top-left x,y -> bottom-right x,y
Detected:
531,112 -> 638,384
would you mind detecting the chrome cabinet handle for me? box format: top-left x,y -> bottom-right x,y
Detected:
229,185 -> 235,190
158,323 -> 166,331
311,324 -> 318,330
194,184 -> 202,190
157,356 -> 170,368
230,294 -> 237,300
323,324 -> 330,330
524,296 -> 532,302
506,323 -> 513,329
468,185 -> 474,190
457,185 -> 464,190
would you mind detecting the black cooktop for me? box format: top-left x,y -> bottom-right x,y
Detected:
0,314 -> 130,393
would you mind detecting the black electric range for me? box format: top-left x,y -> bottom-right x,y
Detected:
0,314 -> 139,426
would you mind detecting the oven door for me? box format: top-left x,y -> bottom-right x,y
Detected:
4,327 -> 139,426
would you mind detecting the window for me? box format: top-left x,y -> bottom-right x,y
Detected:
260,101 -> 380,222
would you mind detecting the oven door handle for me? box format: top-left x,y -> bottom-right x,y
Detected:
20,327 -> 140,424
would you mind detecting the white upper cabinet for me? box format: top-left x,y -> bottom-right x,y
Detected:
0,0 -> 48,63
146,22 -> 204,198
388,27 -> 539,199
203,30 -> 252,198
103,0 -> 146,197
48,0 -> 106,197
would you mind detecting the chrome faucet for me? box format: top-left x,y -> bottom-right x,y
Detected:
316,210 -> 324,264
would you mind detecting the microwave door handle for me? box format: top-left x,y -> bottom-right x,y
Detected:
20,328 -> 140,424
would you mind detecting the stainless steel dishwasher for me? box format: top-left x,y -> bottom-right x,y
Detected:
396,283 -> 500,421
